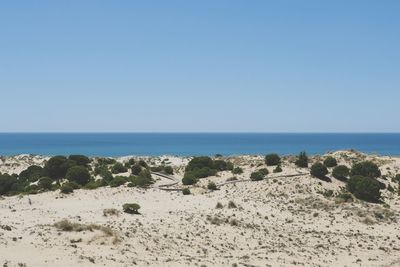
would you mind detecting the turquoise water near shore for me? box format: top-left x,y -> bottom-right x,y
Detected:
0,133 -> 399,157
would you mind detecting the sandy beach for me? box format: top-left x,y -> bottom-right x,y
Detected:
1,151 -> 400,267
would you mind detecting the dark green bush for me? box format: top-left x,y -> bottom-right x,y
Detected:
68,155 -> 90,166
273,166 -> 283,173
66,181 -> 80,189
212,160 -> 233,171
186,157 -> 214,171
323,156 -> 337,167
258,168 -> 269,176
99,169 -> 113,182
43,156 -> 70,180
66,166 -> 91,185
131,164 -> 142,175
38,177 -> 53,190
24,184 -> 39,195
0,174 -> 18,195
347,175 -> 381,202
207,181 -> 217,190
295,151 -> 308,168
232,167 -> 243,174
83,179 -> 107,190
265,153 -> 281,166
130,170 -> 153,187
310,163 -> 328,178
332,165 -> 350,181
250,171 -> 265,181
182,173 -> 197,185
109,176 -> 127,187
60,183 -> 74,194
182,188 -> 191,195
351,161 -> 381,178
122,203 -> 140,214
164,166 -> 174,175
19,165 -> 44,183
138,160 -> 148,168
111,163 -> 128,174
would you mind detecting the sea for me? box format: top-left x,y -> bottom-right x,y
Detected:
0,133 -> 399,157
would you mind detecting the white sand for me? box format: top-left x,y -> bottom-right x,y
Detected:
1,151 -> 400,266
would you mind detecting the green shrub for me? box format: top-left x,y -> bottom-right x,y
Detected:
19,165 -> 44,183
43,156 -> 71,180
83,179 -> 107,190
99,169 -> 113,182
138,160 -> 148,168
66,181 -> 80,189
164,166 -> 174,175
130,170 -> 153,187
0,174 -> 18,195
350,161 -> 381,178
207,181 -> 217,190
250,171 -> 265,181
109,176 -> 127,187
131,164 -> 142,175
347,175 -> 381,202
232,167 -> 243,174
295,151 -> 308,168
24,184 -> 39,195
273,166 -> 282,173
258,168 -> 269,176
111,163 -> 128,174
60,184 -> 74,194
38,177 -> 53,190
182,188 -> 191,195
265,153 -> 281,166
66,166 -> 91,185
323,156 -> 337,167
212,160 -> 233,171
68,155 -> 90,166
122,203 -> 140,214
182,174 -> 197,185
332,165 -> 350,181
186,157 -> 214,171
310,163 -> 328,178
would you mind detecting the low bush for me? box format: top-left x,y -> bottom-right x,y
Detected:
60,184 -> 74,194
332,165 -> 350,181
258,168 -> 269,176
19,165 -> 43,183
182,174 -> 197,185
232,167 -> 243,174
347,175 -> 381,202
323,156 -> 337,167
130,170 -> 153,187
250,171 -> 265,181
131,164 -> 142,175
111,163 -> 128,174
24,184 -> 39,195
273,166 -> 283,173
38,177 -> 53,190
265,153 -> 281,166
66,166 -> 91,185
351,161 -> 381,178
207,181 -> 217,191
109,176 -> 127,187
395,174 -> 400,184
228,200 -> 237,209
182,188 -> 191,195
122,203 -> 141,214
68,155 -> 90,166
310,163 -> 328,179
0,174 -> 18,195
295,151 -> 308,168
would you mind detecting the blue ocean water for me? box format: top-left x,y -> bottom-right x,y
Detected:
0,133 -> 399,157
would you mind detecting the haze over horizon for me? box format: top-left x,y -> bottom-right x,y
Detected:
1,1 -> 399,132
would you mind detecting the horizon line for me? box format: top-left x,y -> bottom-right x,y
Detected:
0,132 -> 400,134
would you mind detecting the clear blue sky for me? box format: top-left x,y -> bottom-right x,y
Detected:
1,1 -> 399,132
